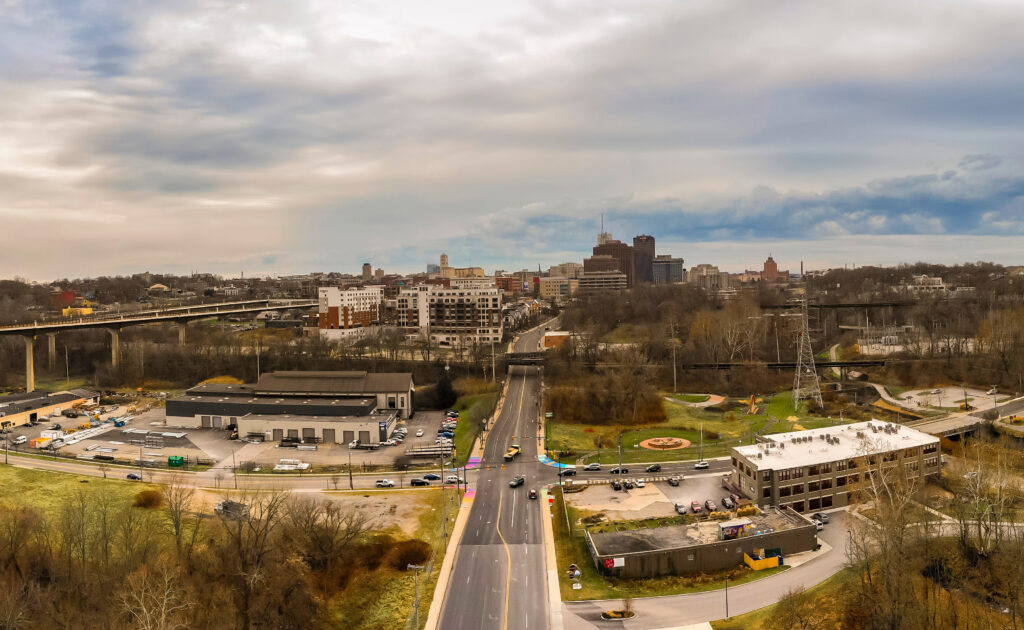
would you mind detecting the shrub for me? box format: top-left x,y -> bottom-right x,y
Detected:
737,505 -> 761,517
133,490 -> 163,509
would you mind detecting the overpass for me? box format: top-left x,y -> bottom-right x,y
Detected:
0,299 -> 317,392
504,351 -> 546,365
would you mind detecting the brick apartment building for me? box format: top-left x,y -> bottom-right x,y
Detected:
317,286 -> 384,341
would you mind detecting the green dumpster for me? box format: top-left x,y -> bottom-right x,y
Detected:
168,456 -> 185,467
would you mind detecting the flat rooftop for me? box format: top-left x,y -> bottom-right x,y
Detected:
170,394 -> 376,410
589,509 -> 808,557
734,419 -> 939,471
238,410 -> 397,424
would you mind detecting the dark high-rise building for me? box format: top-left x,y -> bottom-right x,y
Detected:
583,255 -> 620,274
593,240 -> 635,287
632,235 -> 655,284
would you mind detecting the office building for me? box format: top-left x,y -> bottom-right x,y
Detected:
592,240 -> 635,286
548,262 -> 584,278
583,255 -> 620,274
578,271 -> 628,293
730,420 -> 940,513
652,255 -> 685,285
632,235 -> 655,284
362,263 -> 372,281
426,263 -> 441,275
538,276 -> 578,304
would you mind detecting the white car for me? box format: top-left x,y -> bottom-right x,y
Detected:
375,479 -> 395,488
635,478 -> 646,488
445,475 -> 465,484
987,388 -> 998,395
416,429 -> 424,437
930,388 -> 942,395
694,461 -> 710,470
382,439 -> 397,446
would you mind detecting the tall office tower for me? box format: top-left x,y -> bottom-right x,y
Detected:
362,263 -> 372,280
592,240 -> 635,287
632,235 -> 655,284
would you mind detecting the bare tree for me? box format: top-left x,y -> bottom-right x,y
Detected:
119,567 -> 192,630
284,495 -> 372,571
765,587 -> 828,630
162,475 -> 197,560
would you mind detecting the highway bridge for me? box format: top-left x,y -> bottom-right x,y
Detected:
0,299 -> 317,392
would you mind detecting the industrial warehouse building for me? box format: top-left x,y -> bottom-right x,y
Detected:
165,371 -> 414,445
587,507 -> 816,578
730,420 -> 941,513
0,389 -> 100,430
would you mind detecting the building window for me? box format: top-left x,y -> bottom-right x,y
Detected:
762,470 -> 771,482
821,462 -> 832,473
793,468 -> 804,479
779,486 -> 791,497
778,469 -> 790,481
809,498 -> 820,510
809,465 -> 820,476
836,476 -> 847,487
836,460 -> 848,471
924,444 -> 938,454
809,481 -> 820,492
821,478 -> 832,490
688,554 -> 694,561
762,487 -> 771,498
822,496 -> 833,508
792,484 -> 804,495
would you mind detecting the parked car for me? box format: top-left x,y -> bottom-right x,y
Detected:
645,464 -> 661,472
705,499 -> 717,511
558,469 -> 577,477
987,387 -> 999,395
583,463 -> 601,471
348,440 -> 360,448
811,518 -> 824,531
375,479 -> 395,488
691,501 -> 702,513
509,475 -> 525,488
423,473 -> 441,481
528,489 -> 538,499
410,478 -> 430,486
674,503 -> 688,514
667,476 -> 681,486
609,467 -> 629,474
930,388 -> 942,394
812,512 -> 830,524
416,429 -> 424,437
12,436 -> 27,445
635,478 -> 646,488
694,461 -> 710,470
721,496 -> 736,509
611,480 -> 623,491
126,473 -> 142,481
623,480 -> 635,490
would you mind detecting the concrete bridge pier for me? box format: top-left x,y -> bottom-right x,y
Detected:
177,322 -> 187,345
47,333 -> 56,369
24,335 -> 35,392
108,328 -> 121,368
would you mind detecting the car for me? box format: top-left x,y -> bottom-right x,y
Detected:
694,461 -> 710,470
674,503 -> 688,515
611,480 -> 623,491
930,388 -> 943,395
987,387 -> 999,395
609,467 -> 629,474
721,496 -> 736,509
583,463 -> 602,471
382,439 -> 397,446
439,432 -> 454,439
705,499 -> 717,511
416,429 -> 424,437
667,476 -> 681,486
811,518 -> 824,531
645,464 -> 661,473
375,479 -> 395,488
348,440 -> 360,448
126,473 -> 142,481
623,480 -> 635,490
410,478 -> 430,486
635,479 -> 646,488
691,501 -> 702,513
509,475 -> 525,488
422,473 -> 440,481
812,512 -> 830,524
446,475 -> 465,484
528,489 -> 538,499
558,469 -> 577,477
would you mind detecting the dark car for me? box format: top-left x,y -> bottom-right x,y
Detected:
623,479 -> 635,490
558,469 -> 577,477
721,496 -> 736,509
410,478 -> 430,486
645,464 -> 661,473
528,489 -> 538,499
609,467 -> 629,474
423,473 -> 441,481
812,512 -> 830,524
667,476 -> 681,486
705,499 -> 717,512
126,473 -> 142,481
509,475 -> 525,488
610,480 -> 623,491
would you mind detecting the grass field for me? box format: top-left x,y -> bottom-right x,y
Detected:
671,393 -> 711,404
546,390 -> 841,464
551,489 -> 788,602
0,463 -> 158,514
452,392 -> 498,466
711,567 -> 857,629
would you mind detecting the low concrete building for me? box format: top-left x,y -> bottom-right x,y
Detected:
0,389 -> 100,430
236,410 -> 398,445
586,507 -> 816,578
731,420 -> 941,513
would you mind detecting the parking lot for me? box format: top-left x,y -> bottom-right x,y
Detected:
565,473 -> 737,521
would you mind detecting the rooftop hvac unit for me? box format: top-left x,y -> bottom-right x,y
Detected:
834,438 -> 840,444
780,443 -> 786,449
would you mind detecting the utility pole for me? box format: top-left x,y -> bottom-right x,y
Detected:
232,450 -> 238,489
64,345 -> 69,385
725,577 -> 730,618
348,448 -> 353,490
490,338 -> 496,383
669,321 -> 678,393
440,457 -> 448,539
793,299 -> 823,410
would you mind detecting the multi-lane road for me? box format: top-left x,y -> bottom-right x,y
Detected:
438,322 -> 552,630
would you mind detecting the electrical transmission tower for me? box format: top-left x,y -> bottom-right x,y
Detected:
793,299 -> 823,410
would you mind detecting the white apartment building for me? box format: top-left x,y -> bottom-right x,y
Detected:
428,282 -> 503,346
390,285 -> 431,333
316,286 -> 384,342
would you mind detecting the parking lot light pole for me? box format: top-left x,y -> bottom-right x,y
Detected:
725,577 -> 729,618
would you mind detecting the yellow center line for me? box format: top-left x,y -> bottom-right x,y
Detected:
496,489 -> 513,630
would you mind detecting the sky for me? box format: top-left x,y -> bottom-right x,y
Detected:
2,0 -> 1024,281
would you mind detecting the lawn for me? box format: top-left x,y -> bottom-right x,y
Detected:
711,567 -> 857,629
551,489 -> 789,602
451,392 -> 498,466
0,463 -> 159,515
671,394 -> 711,404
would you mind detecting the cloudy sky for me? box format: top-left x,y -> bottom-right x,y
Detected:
2,0 -> 1024,281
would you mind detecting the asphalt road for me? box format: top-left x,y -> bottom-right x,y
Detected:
438,322 -> 553,630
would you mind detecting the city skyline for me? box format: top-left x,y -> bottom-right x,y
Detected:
3,0 -> 1023,280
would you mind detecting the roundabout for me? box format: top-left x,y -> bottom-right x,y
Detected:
639,437 -> 691,450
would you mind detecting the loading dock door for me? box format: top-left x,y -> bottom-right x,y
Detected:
201,416 -> 212,428
343,430 -> 354,444
287,429 -> 299,438
322,429 -> 336,444
212,416 -> 222,429
272,429 -> 284,442
302,427 -> 315,441
358,430 -> 371,444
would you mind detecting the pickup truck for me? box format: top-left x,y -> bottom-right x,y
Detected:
504,444 -> 522,461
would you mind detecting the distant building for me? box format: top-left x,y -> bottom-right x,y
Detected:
0,389 -> 100,430
593,240 -> 635,286
439,253 -> 485,279
548,262 -> 584,278
583,255 -> 620,274
374,268 -> 385,281
652,255 -> 685,285
426,263 -> 441,274
597,231 -> 613,245
578,271 -> 628,293
632,235 -> 655,284
428,281 -> 502,346
538,277 -> 578,305
387,285 -> 431,332
316,286 -> 384,341
762,256 -> 789,283
362,263 -> 372,281
688,264 -> 722,290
